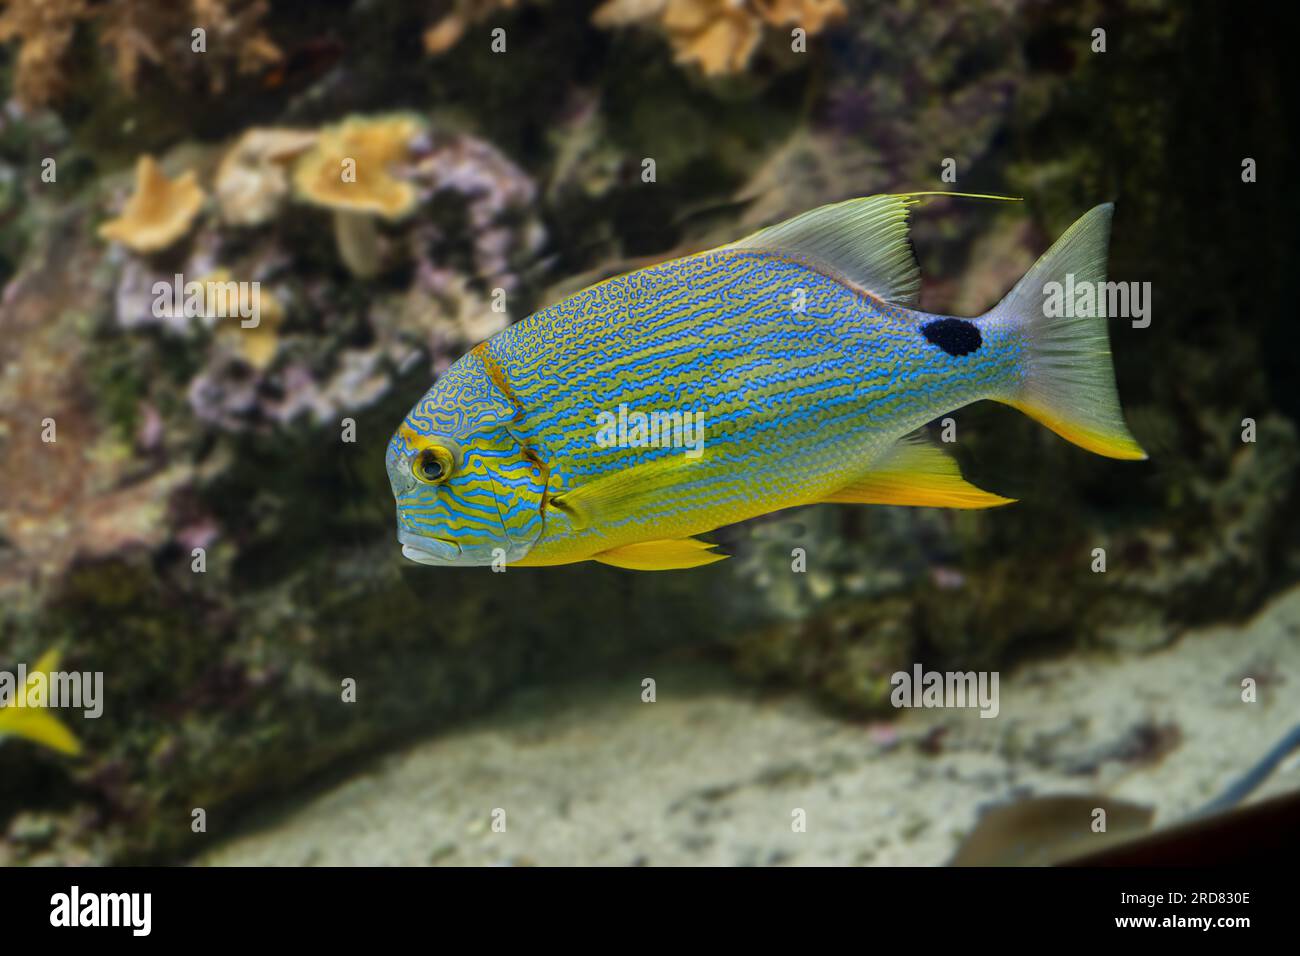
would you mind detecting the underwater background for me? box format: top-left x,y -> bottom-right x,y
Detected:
0,0 -> 1296,865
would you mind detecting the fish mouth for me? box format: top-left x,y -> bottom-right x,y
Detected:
397,529 -> 462,565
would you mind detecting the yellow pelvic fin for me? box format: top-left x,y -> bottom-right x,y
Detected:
823,434 -> 1015,509
591,537 -> 728,571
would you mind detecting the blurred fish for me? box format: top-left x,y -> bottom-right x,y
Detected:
0,648 -> 82,756
1064,788 -> 1300,867
951,722 -> 1300,866
950,795 -> 1155,867
388,193 -> 1145,570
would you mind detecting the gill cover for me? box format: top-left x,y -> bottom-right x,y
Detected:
390,351 -> 550,565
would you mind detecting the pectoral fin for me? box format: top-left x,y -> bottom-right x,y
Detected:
592,537 -> 727,571
549,454 -> 705,531
824,434 -> 1014,509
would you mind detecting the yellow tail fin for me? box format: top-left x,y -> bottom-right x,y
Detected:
989,203 -> 1147,460
0,648 -> 82,756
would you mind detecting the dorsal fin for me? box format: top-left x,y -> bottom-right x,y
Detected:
724,192 -> 1021,307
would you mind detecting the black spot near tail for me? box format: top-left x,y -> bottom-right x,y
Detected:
921,318 -> 982,357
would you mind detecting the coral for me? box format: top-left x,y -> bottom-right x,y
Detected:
592,0 -> 847,76
0,0 -> 87,108
0,0 -> 281,109
97,156 -> 206,253
754,0 -> 844,32
96,118 -> 543,433
660,0 -> 763,76
293,116 -> 426,220
293,115 -> 427,277
218,285 -> 283,370
215,128 -> 318,227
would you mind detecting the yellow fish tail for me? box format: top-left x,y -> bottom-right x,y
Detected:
0,647 -> 83,756
0,710 -> 82,756
989,203 -> 1148,461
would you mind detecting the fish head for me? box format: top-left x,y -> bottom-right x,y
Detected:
387,355 -> 547,567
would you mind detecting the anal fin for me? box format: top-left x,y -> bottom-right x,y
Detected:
592,537 -> 727,571
824,434 -> 1014,509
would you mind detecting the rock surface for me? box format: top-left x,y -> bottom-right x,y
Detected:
201,586 -> 1300,866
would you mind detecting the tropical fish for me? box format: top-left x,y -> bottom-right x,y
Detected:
0,648 -> 82,756
387,192 -> 1145,570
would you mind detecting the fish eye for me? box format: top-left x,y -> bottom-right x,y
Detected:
412,446 -> 454,485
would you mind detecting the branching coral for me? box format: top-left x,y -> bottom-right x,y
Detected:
592,0 -> 847,76
0,0 -> 281,108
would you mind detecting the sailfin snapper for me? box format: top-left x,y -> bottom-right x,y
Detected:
0,649 -> 82,756
388,192 -> 1145,570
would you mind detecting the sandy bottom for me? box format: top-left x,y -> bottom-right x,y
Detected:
200,586 -> 1300,866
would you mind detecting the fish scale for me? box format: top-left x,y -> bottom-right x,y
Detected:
481,250 -> 1016,559
387,195 -> 1146,570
